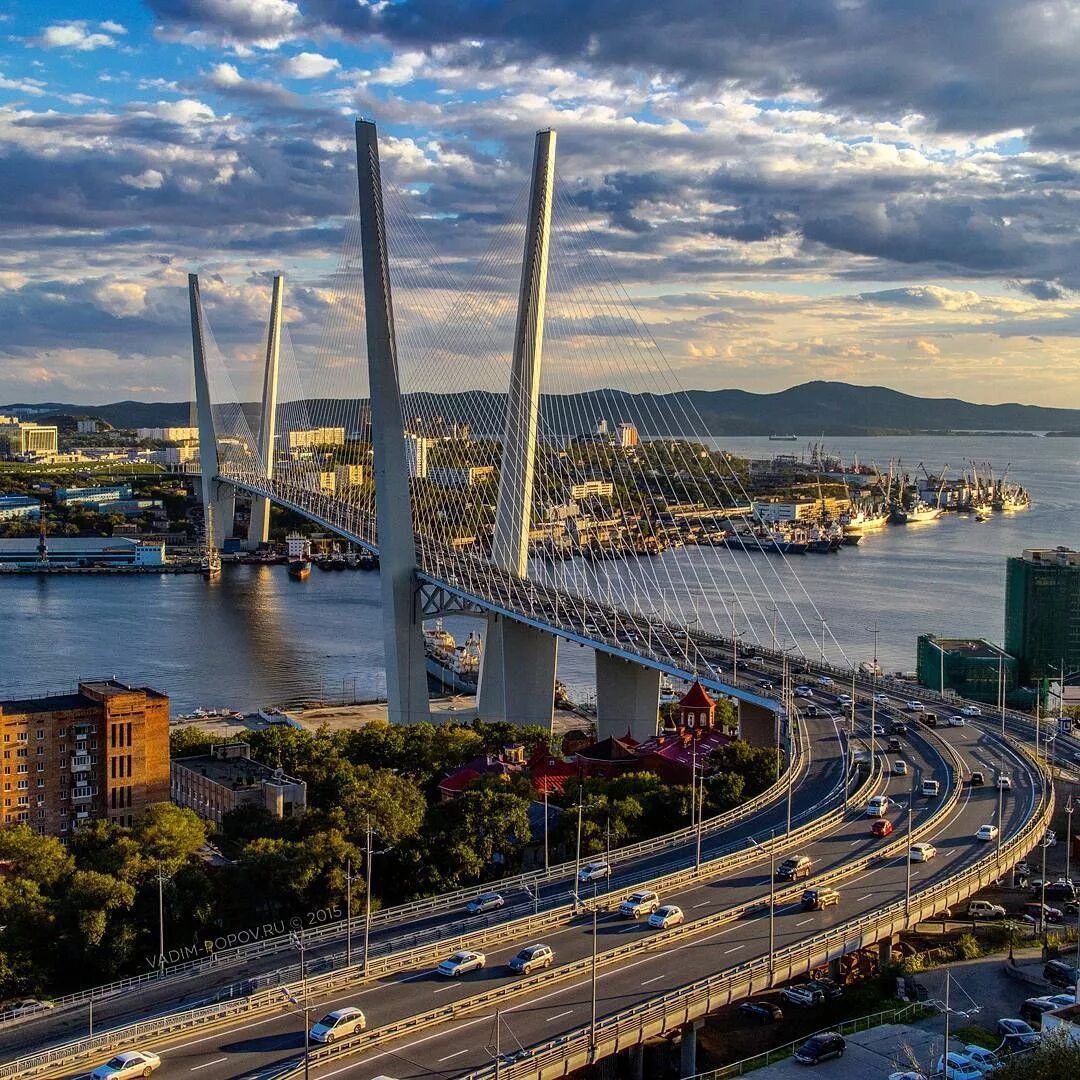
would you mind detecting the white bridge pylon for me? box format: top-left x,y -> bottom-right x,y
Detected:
191,119 -> 821,735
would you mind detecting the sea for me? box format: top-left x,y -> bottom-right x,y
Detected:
2,435 -> 1077,714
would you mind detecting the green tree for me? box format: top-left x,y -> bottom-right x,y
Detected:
134,804 -> 207,874
991,1028 -> 1080,1078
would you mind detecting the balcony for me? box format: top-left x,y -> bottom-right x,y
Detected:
71,787 -> 96,801
70,755 -> 92,771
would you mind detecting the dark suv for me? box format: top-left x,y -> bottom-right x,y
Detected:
794,1031 -> 846,1064
1044,959 -> 1080,989
777,855 -> 813,881
738,999 -> 783,1023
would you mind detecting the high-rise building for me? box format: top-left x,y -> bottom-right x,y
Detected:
616,422 -> 639,448
916,635 -> 1017,703
0,422 -> 58,458
0,680 -> 170,838
404,434 -> 432,479
135,426 -> 198,443
287,427 -> 346,452
1005,547 -> 1080,682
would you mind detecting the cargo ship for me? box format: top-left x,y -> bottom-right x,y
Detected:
286,533 -> 312,580
424,621 -> 482,694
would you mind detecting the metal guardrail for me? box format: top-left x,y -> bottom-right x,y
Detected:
0,716 -> 811,1029
460,748 -> 1054,1079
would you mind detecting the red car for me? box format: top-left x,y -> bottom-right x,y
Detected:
871,819 -> 893,838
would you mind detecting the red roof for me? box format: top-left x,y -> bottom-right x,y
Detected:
680,681 -> 715,710
637,729 -> 731,770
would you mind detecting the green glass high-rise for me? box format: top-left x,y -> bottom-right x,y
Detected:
1005,547 -> 1080,683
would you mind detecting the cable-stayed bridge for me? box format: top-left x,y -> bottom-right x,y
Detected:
190,119 -> 850,735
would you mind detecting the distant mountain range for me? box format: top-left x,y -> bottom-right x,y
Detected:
7,381 -> 1080,437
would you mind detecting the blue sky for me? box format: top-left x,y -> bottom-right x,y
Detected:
1,1 -> 1079,405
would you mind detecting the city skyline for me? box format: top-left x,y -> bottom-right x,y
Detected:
1,1 -> 1079,405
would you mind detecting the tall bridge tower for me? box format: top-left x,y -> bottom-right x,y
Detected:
246,273 -> 283,551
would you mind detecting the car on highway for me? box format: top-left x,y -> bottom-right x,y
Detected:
803,704 -> 821,718
779,983 -> 824,1007
910,842 -> 937,862
872,723 -> 887,737
578,860 -> 611,883
802,887 -> 840,910
436,950 -> 486,977
960,704 -> 982,716
5,998 -> 55,1017
887,736 -> 903,752
997,1017 -> 1040,1050
893,760 -> 908,776
948,716 -> 966,727
466,891 -> 505,915
91,1052 -> 162,1079
837,693 -> 853,706
871,819 -> 894,838
738,999 -> 783,1023
619,890 -> 660,918
508,943 -> 554,974
976,824 -> 999,842
776,854 -> 813,881
893,722 -> 908,734
921,779 -> 940,797
998,774 -> 1013,791
935,1051 -> 982,1080
793,1031 -> 845,1063
309,1007 -> 366,1044
648,904 -> 685,929
865,794 -> 891,817
969,770 -> 985,785
905,700 -> 925,712
794,685 -> 814,697
817,675 -> 834,686
873,692 -> 889,704
967,900 -> 1006,919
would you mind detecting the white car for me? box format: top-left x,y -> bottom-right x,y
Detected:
997,775 -> 1012,791
905,701 -> 925,712
962,1044 -> 1001,1074
7,999 -> 55,1017
436,949 -> 487,977
874,692 -> 889,704
794,685 -> 814,697
779,983 -> 822,1007
817,676 -> 834,686
976,824 -> 999,842
865,795 -> 891,817
960,705 -> 982,716
893,760 -> 908,776
936,1051 -> 983,1080
619,890 -> 660,918
578,860 -> 611,883
837,693 -> 853,706
872,723 -> 886,737
309,1007 -> 366,1044
910,842 -> 937,862
888,1073 -> 928,1080
465,892 -> 504,915
648,904 -> 685,929
91,1051 -> 162,1079
948,716 -> 966,727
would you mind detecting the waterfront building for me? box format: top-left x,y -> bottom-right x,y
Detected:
428,465 -> 495,488
0,536 -> 166,567
570,480 -> 614,499
333,463 -> 368,491
916,635 -> 1018,703
135,426 -> 198,443
0,495 -> 41,521
404,434 -> 433,479
145,445 -> 199,470
56,483 -> 133,506
287,426 -> 346,451
0,421 -> 58,458
0,680 -> 170,837
1005,547 -> 1080,683
616,422 -> 639,449
171,743 -> 306,825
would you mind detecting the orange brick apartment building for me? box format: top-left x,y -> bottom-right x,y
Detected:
0,680 -> 170,839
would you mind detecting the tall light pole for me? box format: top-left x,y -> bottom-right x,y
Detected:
574,789 -> 584,908
589,906 -> 598,1059
998,653 -> 1006,738
695,762 -> 705,872
768,831 -> 776,985
363,818 -> 374,973
345,857 -> 353,968
1067,799 -> 1074,885
997,763 -> 1004,861
905,798 -> 913,917
157,864 -> 166,976
543,787 -> 550,873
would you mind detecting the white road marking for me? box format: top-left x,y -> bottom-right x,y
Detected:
858,893 -> 873,901
438,1048 -> 472,1062
432,984 -> 458,993
545,1009 -> 574,1022
190,1059 -> 229,1072
796,917 -> 815,926
693,900 -> 711,908
641,974 -> 666,986
724,944 -> 745,954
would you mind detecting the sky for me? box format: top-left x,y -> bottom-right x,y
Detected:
1,0 -> 1080,407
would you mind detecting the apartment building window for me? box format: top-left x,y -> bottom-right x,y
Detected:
126,723 -> 133,746
1,751 -> 7,760
1,783 -> 7,791
58,728 -> 67,738
17,780 -> 28,790
127,754 -> 132,777
36,745 -> 44,756
36,762 -> 44,772
16,747 -> 27,757
16,765 -> 27,774
16,732 -> 26,742
36,779 -> 44,788
17,796 -> 28,806
36,728 -> 44,740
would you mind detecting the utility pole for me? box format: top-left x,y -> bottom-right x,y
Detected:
157,864 -> 166,976
998,653 -> 1006,738
543,787 -> 550,872
997,764 -> 1004,860
690,739 -> 697,829
768,832 -> 776,985
905,799 -> 913,916
345,857 -> 353,968
1067,798 -> 1074,885
574,790 -> 584,908
589,906 -> 598,1059
695,763 -> 704,872
363,818 -> 374,973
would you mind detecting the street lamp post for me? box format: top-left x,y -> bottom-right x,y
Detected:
1067,799 -> 1075,885
543,787 -> 550,872
768,831 -> 776,985
695,763 -> 704,872
589,906 -> 598,1059
905,799 -> 913,916
345,857 -> 353,968
574,790 -> 584,908
363,819 -> 374,973
997,764 -> 1004,861
157,864 -> 167,976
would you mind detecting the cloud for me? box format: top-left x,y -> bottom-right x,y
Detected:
147,0 -> 302,48
99,21 -> 128,36
280,51 -> 340,79
94,282 -> 148,317
37,21 -> 119,51
857,286 -> 984,311
208,62 -> 245,89
910,339 -> 941,357
120,169 -> 166,190
1007,278 -> 1072,301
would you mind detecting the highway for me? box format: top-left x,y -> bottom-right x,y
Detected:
66,709 -> 1035,1080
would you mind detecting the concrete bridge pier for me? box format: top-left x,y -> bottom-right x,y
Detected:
246,273 -> 283,551
627,1044 -> 644,1080
879,936 -> 894,967
830,956 -> 843,982
595,652 -> 661,742
679,1019 -> 703,1078
478,614 -> 559,727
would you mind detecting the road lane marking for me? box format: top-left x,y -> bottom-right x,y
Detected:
438,1048 -> 472,1062
693,901 -> 711,908
545,1009 -> 574,1022
432,984 -> 458,993
724,944 -> 745,954
796,917 -> 814,926
641,975 -> 666,986
858,893 -> 873,901
190,1059 -> 229,1072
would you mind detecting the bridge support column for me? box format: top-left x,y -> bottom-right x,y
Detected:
879,936 -> 894,968
628,1044 -> 644,1080
189,273 -> 235,547
246,273 -> 283,551
595,652 -> 660,742
355,120 -> 429,726
829,957 -> 843,982
478,615 -> 558,727
679,1020 -> 702,1078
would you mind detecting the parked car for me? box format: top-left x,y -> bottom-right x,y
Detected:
578,860 -> 611,883
91,1052 -> 162,1079
960,704 -> 982,716
1043,959 -> 1080,988
969,770 -> 985,786
1020,995 -> 1067,1025
871,819 -> 894,838
776,854 -> 813,881
948,716 -> 966,727
436,950 -> 486,977
998,774 -> 1013,791
894,760 -> 908,776
962,1045 -> 1000,1075
309,1007 -> 366,1044
793,1031 -> 845,1063
801,887 -> 840,910
648,904 -> 685,929
1046,880 -> 1078,902
905,701 -> 925,712
1023,902 -> 1064,924
967,900 -> 1006,919
780,983 -> 824,1007
466,892 -> 505,915
806,976 -> 843,1000
619,890 -> 660,918
910,842 -> 937,862
997,1017 -> 1040,1050
936,1051 -> 982,1080
738,999 -> 783,1023
508,944 -> 554,974
888,1073 -> 928,1080
976,824 -> 999,842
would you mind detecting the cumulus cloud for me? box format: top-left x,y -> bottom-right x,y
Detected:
910,339 -> 941,357
95,282 -> 148,317
147,0 -> 302,48
280,51 -> 340,79
37,21 -> 119,51
208,62 -> 245,88
120,169 -> 166,190
1007,278 -> 1072,301
857,286 -> 984,311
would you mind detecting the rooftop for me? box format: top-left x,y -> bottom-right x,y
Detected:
926,636 -> 1009,660
0,679 -> 167,716
1017,546 -> 1080,567
173,750 -> 303,790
